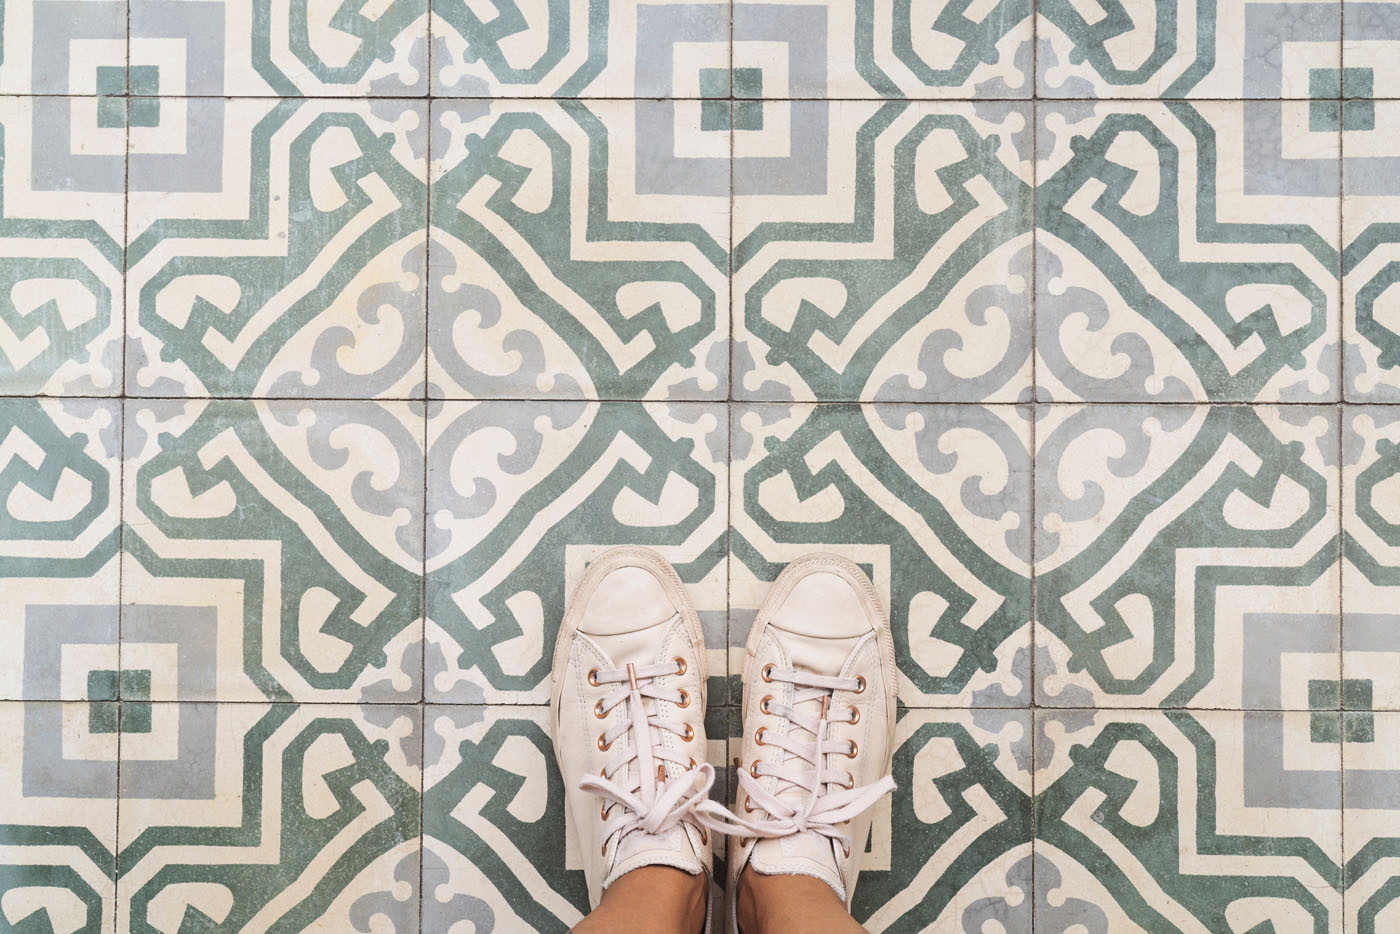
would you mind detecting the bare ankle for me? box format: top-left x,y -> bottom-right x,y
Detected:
736,865 -> 867,934
579,866 -> 707,934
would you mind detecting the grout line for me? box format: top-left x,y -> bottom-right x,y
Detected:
1029,4 -> 1040,914
6,394 -> 1378,406
15,92 -> 1399,102
419,16 -> 433,929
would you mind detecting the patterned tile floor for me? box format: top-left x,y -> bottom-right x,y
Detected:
2,0 -> 1399,931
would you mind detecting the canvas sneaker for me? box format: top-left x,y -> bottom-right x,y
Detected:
549,546 -> 719,922
721,554 -> 897,929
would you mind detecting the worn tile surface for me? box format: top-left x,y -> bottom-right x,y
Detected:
0,0 -> 1389,932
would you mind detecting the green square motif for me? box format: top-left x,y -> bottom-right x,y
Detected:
699,67 -> 728,98
1345,712 -> 1376,743
1310,711 -> 1340,743
701,99 -> 730,132
734,67 -> 763,98
97,96 -> 126,129
129,65 -> 160,95
734,100 -> 763,131
88,669 -> 153,734
128,97 -> 161,127
95,65 -> 126,95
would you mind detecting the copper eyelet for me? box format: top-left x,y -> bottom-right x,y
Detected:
698,826 -> 709,845
759,695 -> 773,715
673,656 -> 687,676
682,723 -> 694,742
658,764 -> 667,784
840,841 -> 851,858
761,663 -> 775,682
689,757 -> 697,769
587,668 -> 602,687
602,841 -> 609,856
846,740 -> 859,759
854,675 -> 866,694
593,699 -> 607,719
754,726 -> 767,746
750,760 -> 762,779
840,773 -> 855,790
744,795 -> 755,813
601,802 -> 609,820
597,734 -> 612,752
847,707 -> 860,725
676,689 -> 690,708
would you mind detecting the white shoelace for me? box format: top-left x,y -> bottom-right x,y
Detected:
701,667 -> 895,857
577,659 -> 719,852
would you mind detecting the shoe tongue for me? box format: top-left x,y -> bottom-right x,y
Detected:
605,825 -> 703,890
749,832 -> 845,902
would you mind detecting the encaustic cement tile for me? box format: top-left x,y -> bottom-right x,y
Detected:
730,403 -> 1032,708
121,399 -> 424,703
428,99 -> 729,401
115,703 -> 422,932
1035,404 -> 1340,709
1035,709 -> 1343,932
425,401 -> 728,705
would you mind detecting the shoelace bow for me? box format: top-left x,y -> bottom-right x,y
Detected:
701,667 -> 894,856
577,660 -> 721,852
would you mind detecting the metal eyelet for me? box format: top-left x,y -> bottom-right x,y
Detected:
658,764 -> 667,784
846,740 -> 859,759
673,656 -> 687,676
597,734 -> 612,752
688,757 -> 697,769
754,726 -> 767,746
601,802 -> 609,819
759,695 -> 773,715
750,760 -> 762,779
854,675 -> 866,694
602,841 -> 609,856
761,663 -> 775,682
676,689 -> 690,708
841,773 -> 855,789
744,795 -> 755,813
847,707 -> 860,725
840,840 -> 851,858
593,699 -> 607,719
587,668 -> 602,687
682,723 -> 694,742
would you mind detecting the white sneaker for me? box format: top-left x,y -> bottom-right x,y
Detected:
722,554 -> 897,928
549,546 -> 718,920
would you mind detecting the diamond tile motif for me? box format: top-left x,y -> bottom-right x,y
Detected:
0,0 -> 1390,931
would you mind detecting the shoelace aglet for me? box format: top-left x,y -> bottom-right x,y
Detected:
626,662 -> 638,691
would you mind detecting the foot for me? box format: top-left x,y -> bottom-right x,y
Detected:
724,554 -> 897,925
549,547 -> 716,915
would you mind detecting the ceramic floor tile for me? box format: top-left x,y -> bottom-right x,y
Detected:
731,403 -> 1032,707
125,97 -> 429,398
733,101 -> 1033,402
1038,0 -> 1342,98
425,401 -> 728,704
116,702 -> 422,932
1036,100 -> 1340,403
1035,404 -> 1341,708
428,99 -> 730,401
423,704 -> 730,933
121,399 -> 424,702
0,0 -> 1387,925
0,399 -> 121,700
1035,709 -> 1343,931
1343,711 -> 1400,930
1342,99 -> 1400,401
431,0 -> 731,97
0,701 -> 118,932
1342,406 -> 1400,709
0,95 -> 125,395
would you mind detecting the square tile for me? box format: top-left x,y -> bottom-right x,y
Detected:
733,101 -> 1032,402
1035,710 -> 1342,929
425,401 -> 728,703
116,703 -> 421,931
125,98 -> 429,398
1036,101 -> 1339,403
735,0 -> 1033,98
1343,101 -> 1400,401
1343,712 -> 1400,930
1034,404 -> 1340,708
1342,406 -> 1400,712
1039,0 -> 1342,98
731,403 -> 1032,706
0,98 -> 125,394
133,0 -> 428,96
428,99 -> 730,401
0,701 -> 117,931
121,399 -> 424,702
0,399 -> 121,701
